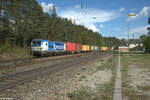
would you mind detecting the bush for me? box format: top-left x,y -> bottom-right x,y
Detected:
143,36 -> 150,53
0,41 -> 11,53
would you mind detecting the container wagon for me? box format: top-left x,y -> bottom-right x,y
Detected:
75,44 -> 82,53
82,45 -> 88,52
102,47 -> 108,51
93,46 -> 98,51
66,42 -> 76,53
90,46 -> 94,51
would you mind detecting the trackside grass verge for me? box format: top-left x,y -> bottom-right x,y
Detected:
68,54 -> 118,100
121,54 -> 150,100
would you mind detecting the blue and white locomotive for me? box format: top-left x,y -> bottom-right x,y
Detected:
30,39 -> 66,56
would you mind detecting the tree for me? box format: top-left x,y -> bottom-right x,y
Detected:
0,0 -> 105,53
140,34 -> 147,42
103,37 -> 121,47
143,17 -> 150,53
144,37 -> 150,53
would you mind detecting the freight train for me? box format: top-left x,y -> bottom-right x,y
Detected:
30,39 -> 109,56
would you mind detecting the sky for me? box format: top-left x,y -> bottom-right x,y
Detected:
37,0 -> 150,39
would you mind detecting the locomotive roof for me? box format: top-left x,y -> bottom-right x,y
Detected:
32,39 -> 65,43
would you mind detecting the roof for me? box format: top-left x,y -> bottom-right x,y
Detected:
119,45 -> 128,47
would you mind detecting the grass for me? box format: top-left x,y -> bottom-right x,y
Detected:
67,90 -> 93,100
1,66 -> 17,75
0,46 -> 31,61
137,85 -> 150,91
96,57 -> 116,71
80,75 -> 86,79
68,54 -> 118,100
121,54 -> 150,100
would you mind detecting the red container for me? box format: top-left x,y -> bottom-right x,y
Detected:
76,44 -> 82,52
66,42 -> 76,52
97,46 -> 99,51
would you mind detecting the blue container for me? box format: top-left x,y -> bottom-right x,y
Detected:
54,42 -> 65,51
99,47 -> 102,51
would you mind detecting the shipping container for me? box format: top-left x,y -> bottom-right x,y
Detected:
97,46 -> 99,51
87,45 -> 90,51
76,44 -> 82,52
102,47 -> 108,51
93,46 -> 98,51
107,47 -> 111,51
99,47 -> 102,51
48,41 -> 65,51
55,42 -> 66,51
82,45 -> 88,51
66,42 -> 76,52
91,46 -> 94,51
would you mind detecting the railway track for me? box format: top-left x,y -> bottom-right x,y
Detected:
0,53 -> 89,70
0,52 -> 106,92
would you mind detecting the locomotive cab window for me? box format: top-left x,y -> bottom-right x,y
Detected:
31,41 -> 41,46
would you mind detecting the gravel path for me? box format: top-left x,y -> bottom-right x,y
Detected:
0,53 -> 112,100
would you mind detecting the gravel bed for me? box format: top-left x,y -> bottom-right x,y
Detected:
128,65 -> 150,95
0,56 -> 80,77
0,54 -> 112,100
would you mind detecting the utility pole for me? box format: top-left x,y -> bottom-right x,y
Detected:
127,22 -> 129,41
128,13 -> 136,41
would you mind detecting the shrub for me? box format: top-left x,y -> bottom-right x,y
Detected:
0,41 -> 11,53
143,36 -> 150,53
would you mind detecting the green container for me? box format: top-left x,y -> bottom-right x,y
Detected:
94,46 -> 98,51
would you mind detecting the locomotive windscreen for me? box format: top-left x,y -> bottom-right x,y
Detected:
31,40 -> 41,47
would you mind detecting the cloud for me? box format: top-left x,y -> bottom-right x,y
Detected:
40,2 -> 54,13
40,2 -> 59,13
119,7 -> 125,12
139,6 -> 150,17
60,8 -> 118,32
74,4 -> 81,9
127,6 -> 150,21
130,25 -> 149,34
89,24 -> 99,32
99,24 -> 104,28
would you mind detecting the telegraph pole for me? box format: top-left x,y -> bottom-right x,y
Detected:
127,22 -> 129,41
128,13 -> 136,41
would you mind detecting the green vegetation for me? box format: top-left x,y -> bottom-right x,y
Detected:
68,90 -> 94,100
119,51 -> 144,54
103,37 -> 121,47
142,17 -> 150,53
1,65 -> 17,75
0,41 -> 11,53
96,57 -> 116,71
144,36 -> 150,53
0,0 -> 104,54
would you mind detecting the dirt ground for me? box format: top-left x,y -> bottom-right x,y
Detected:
0,53 -> 115,100
121,54 -> 150,100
